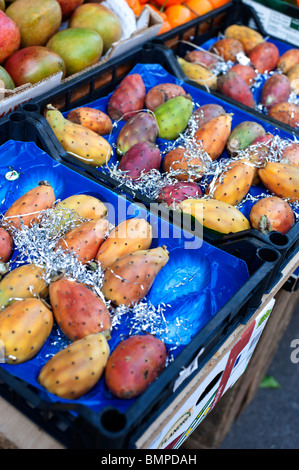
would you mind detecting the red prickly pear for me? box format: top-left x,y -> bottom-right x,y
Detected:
249,41 -> 280,74
56,218 -> 109,264
268,102 -> 299,129
4,181 -> 55,231
184,49 -> 220,68
145,83 -> 186,111
280,142 -> 299,167
249,196 -> 295,235
118,141 -> 161,179
193,103 -> 226,130
116,111 -> 158,156
209,37 -> 244,62
217,70 -> 256,108
258,162 -> 299,202
49,277 -> 111,341
229,64 -> 256,86
105,334 -> 167,399
261,74 -> 291,110
107,73 -> 146,121
0,227 -> 13,263
101,246 -> 169,307
158,181 -> 202,207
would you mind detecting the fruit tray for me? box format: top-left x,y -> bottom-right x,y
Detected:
28,59 -> 299,284
0,112 -> 281,449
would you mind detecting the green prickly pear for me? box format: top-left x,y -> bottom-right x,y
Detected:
227,121 -> 266,155
154,95 -> 193,140
0,298 -> 53,364
101,246 -> 169,307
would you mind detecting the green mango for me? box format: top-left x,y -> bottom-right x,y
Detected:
0,66 -> 14,90
154,95 -> 194,140
0,0 -> 5,11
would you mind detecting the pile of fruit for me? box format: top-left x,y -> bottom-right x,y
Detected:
177,24 -> 299,129
45,69 -> 299,237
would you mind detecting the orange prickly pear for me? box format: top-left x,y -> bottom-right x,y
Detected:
95,218 -> 153,270
56,218 -> 109,264
0,263 -> 48,310
145,83 -> 186,112
258,162 -> 299,202
105,334 -> 167,399
193,103 -> 226,130
101,246 -> 169,307
194,113 -> 232,161
162,146 -> 206,182
209,37 -> 244,62
49,277 -> 111,341
0,298 -> 53,364
249,196 -> 295,235
4,181 -> 55,230
0,227 -> 14,263
66,107 -> 113,136
54,194 -> 107,221
37,333 -> 110,399
268,102 -> 299,129
207,159 -> 255,205
277,48 -> 299,74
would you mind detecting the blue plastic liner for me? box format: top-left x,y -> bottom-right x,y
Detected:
0,139 -> 249,415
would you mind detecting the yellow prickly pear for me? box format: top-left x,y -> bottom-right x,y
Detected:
101,246 -> 169,307
45,104 -> 112,167
38,333 -> 110,399
177,57 -> 218,90
95,218 -> 153,270
0,263 -> 48,310
0,298 -> 53,364
55,194 -> 107,220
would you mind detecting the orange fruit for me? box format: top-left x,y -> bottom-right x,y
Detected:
164,5 -> 193,28
209,0 -> 231,8
125,0 -> 143,15
154,0 -> 186,6
158,19 -> 172,34
184,0 -> 213,18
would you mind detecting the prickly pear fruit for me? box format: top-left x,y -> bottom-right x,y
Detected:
0,227 -> 13,263
96,218 -> 152,270
177,57 -> 217,90
250,196 -> 295,235
4,181 -> 55,231
229,64 -> 256,86
145,83 -> 186,112
0,298 -> 53,364
45,105 -> 112,167
154,95 -> 193,140
224,24 -> 264,55
207,159 -> 255,205
249,41 -> 280,74
38,333 -> 110,399
0,264 -> 48,309
162,146 -> 205,181
227,121 -> 266,155
66,107 -> 112,136
258,162 -> 299,202
277,48 -> 299,74
101,246 -> 169,307
268,102 -> 299,128
244,133 -> 274,185
105,334 -> 167,399
287,63 -> 299,94
56,218 -> 109,264
280,142 -> 299,167
116,111 -> 158,156
261,74 -> 291,110
209,37 -> 244,62
49,277 -> 111,341
158,181 -> 202,207
194,113 -> 233,161
217,70 -> 256,108
192,103 -> 226,130
107,73 -> 146,121
179,198 -> 250,234
184,49 -> 220,68
54,194 -> 107,221
118,142 -> 161,179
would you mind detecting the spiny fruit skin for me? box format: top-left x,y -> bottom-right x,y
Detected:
280,143 -> 299,167
56,218 -> 109,264
193,103 -> 226,130
38,333 -> 110,400
217,70 -> 256,108
177,58 -> 217,90
118,142 -> 161,179
209,37 -> 244,62
277,49 -> 299,74
258,162 -> 299,202
194,114 -> 232,161
105,334 -> 167,399
208,159 -> 255,206
179,198 -> 250,234
158,181 -> 202,207
0,264 -> 48,309
268,102 -> 299,129
46,105 -> 112,167
4,181 -> 55,230
54,194 -> 107,221
66,107 -> 112,136
107,73 -> 146,121
101,246 -> 169,307
227,121 -> 266,155
49,277 -> 111,341
249,196 -> 295,235
249,41 -> 280,74
261,74 -> 291,110
0,227 -> 14,263
184,49 -> 219,68
154,95 -> 194,140
96,218 -> 153,270
162,146 -> 205,182
224,24 -> 264,55
116,111 -> 158,156
0,298 -> 53,364
145,83 -> 186,112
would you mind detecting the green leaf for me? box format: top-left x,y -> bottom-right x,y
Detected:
259,375 -> 281,389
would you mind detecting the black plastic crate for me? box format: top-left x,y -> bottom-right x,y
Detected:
0,110 -> 282,450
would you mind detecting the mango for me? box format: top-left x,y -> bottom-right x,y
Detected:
0,10 -> 20,64
56,0 -> 84,20
0,66 -> 15,89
